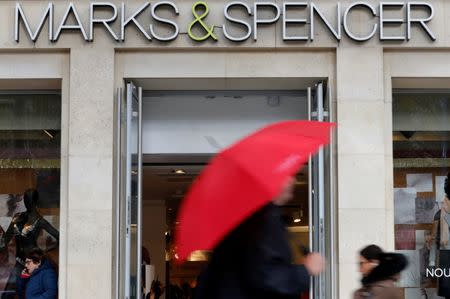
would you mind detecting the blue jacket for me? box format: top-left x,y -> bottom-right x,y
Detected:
18,259 -> 58,299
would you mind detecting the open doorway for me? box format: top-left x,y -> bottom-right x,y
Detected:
141,157 -> 310,299
116,83 -> 335,299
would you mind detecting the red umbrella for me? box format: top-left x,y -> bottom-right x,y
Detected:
175,120 -> 334,261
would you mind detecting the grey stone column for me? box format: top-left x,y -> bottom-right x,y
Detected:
66,48 -> 115,299
336,47 -> 389,299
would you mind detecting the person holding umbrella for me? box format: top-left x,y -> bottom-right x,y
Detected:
195,177 -> 325,299
175,120 -> 333,299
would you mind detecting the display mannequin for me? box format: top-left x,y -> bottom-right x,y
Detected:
0,189 -> 59,299
431,173 -> 450,299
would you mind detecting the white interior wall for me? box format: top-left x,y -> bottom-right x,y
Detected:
142,94 -> 308,154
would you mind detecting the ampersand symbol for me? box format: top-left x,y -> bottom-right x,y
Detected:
188,2 -> 218,42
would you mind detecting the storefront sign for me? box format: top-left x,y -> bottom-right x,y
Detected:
426,267 -> 450,278
14,1 -> 437,43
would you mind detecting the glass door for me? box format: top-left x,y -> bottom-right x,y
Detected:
117,82 -> 143,299
308,82 -> 336,299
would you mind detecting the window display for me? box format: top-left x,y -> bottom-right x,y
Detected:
393,92 -> 450,299
0,94 -> 61,298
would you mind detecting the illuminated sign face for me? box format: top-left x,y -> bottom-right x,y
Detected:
14,1 -> 437,43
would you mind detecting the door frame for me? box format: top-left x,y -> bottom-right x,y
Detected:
114,80 -> 337,299
116,81 -> 143,299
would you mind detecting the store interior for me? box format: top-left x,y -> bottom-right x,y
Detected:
0,93 -> 61,297
135,87 -> 314,298
141,157 -> 310,299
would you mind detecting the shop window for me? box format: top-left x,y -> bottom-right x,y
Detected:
0,93 -> 61,298
393,91 -> 450,298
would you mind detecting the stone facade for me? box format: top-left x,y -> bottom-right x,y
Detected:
1,0 -> 450,298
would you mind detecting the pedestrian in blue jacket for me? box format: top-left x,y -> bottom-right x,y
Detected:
17,248 -> 57,299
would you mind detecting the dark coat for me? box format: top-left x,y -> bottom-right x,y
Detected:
353,253 -> 408,299
19,259 -> 58,299
195,203 -> 310,299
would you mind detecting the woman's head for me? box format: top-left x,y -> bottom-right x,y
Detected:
361,252 -> 409,285
25,248 -> 44,274
359,244 -> 383,276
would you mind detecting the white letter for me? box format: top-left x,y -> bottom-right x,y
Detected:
310,3 -> 341,41
407,2 -> 435,41
435,268 -> 443,278
253,2 -> 280,40
282,2 -> 308,41
380,2 -> 405,41
89,2 -> 119,41
121,2 -> 152,41
54,2 -> 88,41
223,2 -> 252,42
343,2 -> 378,41
15,3 -> 53,42
426,268 -> 434,278
150,1 -> 179,41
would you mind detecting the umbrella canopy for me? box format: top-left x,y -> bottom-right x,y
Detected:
175,120 -> 334,261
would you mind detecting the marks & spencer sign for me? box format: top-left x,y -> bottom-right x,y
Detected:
14,1 -> 437,43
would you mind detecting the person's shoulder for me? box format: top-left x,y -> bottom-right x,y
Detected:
370,283 -> 402,299
36,215 -> 48,225
39,266 -> 57,282
244,203 -> 278,224
40,260 -> 57,273
262,202 -> 281,217
352,287 -> 368,299
379,287 -> 403,299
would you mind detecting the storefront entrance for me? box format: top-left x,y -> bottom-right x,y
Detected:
116,81 -> 336,299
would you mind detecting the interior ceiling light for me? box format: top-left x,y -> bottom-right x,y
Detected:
293,211 -> 302,223
43,129 -> 54,139
173,169 -> 186,175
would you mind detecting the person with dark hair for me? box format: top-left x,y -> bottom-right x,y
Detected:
353,251 -> 408,299
16,248 -> 57,299
358,244 -> 383,278
0,189 -> 59,299
194,178 -> 325,299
